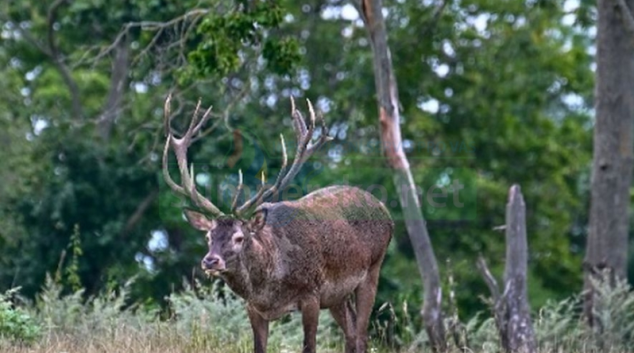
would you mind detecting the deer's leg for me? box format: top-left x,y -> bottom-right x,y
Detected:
354,265 -> 381,353
329,298 -> 357,353
300,296 -> 320,353
247,305 -> 269,353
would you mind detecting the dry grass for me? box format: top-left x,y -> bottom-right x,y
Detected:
2,273 -> 633,353
0,323 -> 348,353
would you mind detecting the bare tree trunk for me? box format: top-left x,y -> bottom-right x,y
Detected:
477,185 -> 536,353
353,0 -> 446,350
584,0 -> 634,326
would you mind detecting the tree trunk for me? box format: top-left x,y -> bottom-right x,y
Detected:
353,0 -> 446,350
477,185 -> 536,353
584,0 -> 634,326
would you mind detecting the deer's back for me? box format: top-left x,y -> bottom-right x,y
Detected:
259,185 -> 393,308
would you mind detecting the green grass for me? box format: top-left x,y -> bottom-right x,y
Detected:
1,274 -> 633,353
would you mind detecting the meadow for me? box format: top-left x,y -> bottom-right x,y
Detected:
2,273 -> 633,353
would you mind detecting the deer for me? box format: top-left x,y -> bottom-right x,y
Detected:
162,95 -> 393,353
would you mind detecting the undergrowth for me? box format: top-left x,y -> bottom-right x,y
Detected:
0,275 -> 632,353
1,229 -> 632,352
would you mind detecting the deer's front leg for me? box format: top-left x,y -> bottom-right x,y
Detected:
247,305 -> 269,353
300,296 -> 320,353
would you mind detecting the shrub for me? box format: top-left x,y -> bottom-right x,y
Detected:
0,288 -> 40,344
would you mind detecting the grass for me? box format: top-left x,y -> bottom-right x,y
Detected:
1,272 -> 633,353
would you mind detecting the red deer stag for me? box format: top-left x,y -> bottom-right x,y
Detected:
162,96 -> 393,353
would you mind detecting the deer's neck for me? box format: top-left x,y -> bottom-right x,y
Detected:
223,234 -> 277,300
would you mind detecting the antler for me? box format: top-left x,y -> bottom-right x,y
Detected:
162,94 -> 225,217
234,97 -> 332,216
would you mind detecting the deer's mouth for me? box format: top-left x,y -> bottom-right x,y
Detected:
204,268 -> 227,277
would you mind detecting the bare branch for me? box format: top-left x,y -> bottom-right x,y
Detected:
97,34 -> 130,141
47,0 -> 83,120
0,12 -> 52,56
476,256 -> 500,301
421,0 -> 450,36
88,9 -> 210,66
120,190 -> 159,238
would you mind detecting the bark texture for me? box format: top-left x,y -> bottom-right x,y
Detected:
477,185 -> 536,353
354,0 -> 446,350
584,0 -> 634,326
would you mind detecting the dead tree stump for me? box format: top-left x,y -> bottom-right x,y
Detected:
477,184 -> 536,353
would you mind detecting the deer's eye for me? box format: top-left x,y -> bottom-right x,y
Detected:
205,233 -> 211,243
233,233 -> 244,244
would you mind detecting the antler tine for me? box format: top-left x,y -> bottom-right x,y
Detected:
231,169 -> 244,212
229,97 -> 331,216
259,134 -> 289,200
305,110 -> 334,157
235,98 -> 330,216
291,96 -> 307,142
193,105 -> 213,136
162,95 -> 224,217
163,93 -> 173,137
277,98 -> 318,189
306,98 -> 317,130
162,134 -> 186,196
236,168 -> 268,215
184,99 -> 202,138
235,134 -> 289,216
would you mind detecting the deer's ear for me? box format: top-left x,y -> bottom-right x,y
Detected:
184,209 -> 214,231
248,209 -> 267,232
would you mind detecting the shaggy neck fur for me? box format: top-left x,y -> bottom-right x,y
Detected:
221,230 -> 276,300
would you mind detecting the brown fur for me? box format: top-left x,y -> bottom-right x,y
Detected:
188,185 -> 393,353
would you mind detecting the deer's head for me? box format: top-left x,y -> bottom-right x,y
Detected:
161,95 -> 331,276
183,209 -> 267,275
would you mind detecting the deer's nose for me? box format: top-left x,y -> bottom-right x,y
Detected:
202,255 -> 221,270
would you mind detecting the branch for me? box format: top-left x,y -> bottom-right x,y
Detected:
616,0 -> 634,36
421,0 -> 450,36
0,12 -> 51,56
97,34 -> 130,141
87,9 -> 210,66
47,0 -> 83,120
120,190 -> 158,238
476,255 -> 500,301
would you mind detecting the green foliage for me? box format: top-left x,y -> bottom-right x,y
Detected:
187,1 -> 299,78
0,288 -> 40,344
3,277 -> 634,352
64,225 -> 83,292
587,273 -> 634,349
263,37 -> 302,75
166,280 -> 337,351
0,0 -> 624,333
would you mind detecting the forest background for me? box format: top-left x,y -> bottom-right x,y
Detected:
0,0 -> 632,352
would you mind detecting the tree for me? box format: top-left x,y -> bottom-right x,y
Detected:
584,0 -> 634,325
353,0 -> 446,350
478,185 -> 536,353
0,0 -> 597,328
0,0 -> 302,302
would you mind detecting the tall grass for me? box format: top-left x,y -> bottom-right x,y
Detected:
1,276 -> 342,353
2,274 -> 633,352
1,237 -> 633,353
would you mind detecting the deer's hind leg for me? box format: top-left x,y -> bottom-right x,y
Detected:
329,298 -> 357,353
